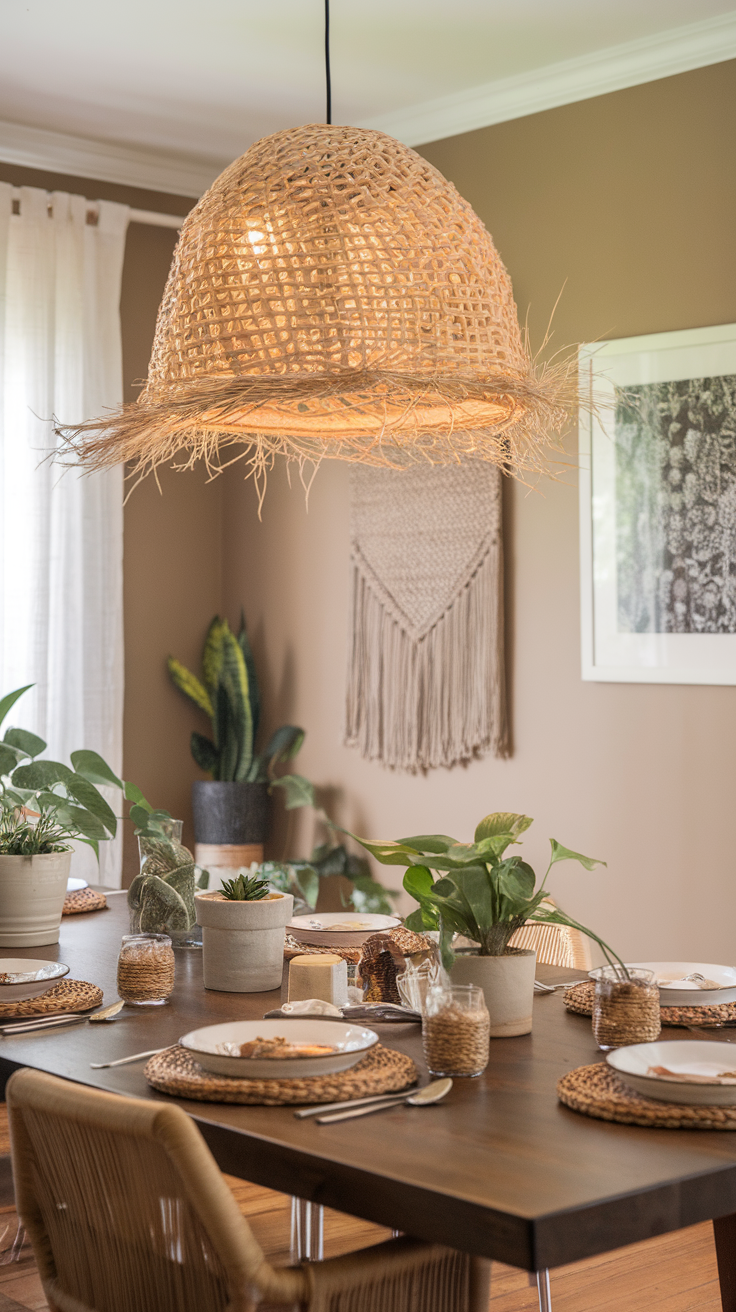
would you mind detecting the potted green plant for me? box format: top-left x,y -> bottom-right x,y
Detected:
355,811 -> 621,1037
195,869 -> 293,992
0,685 -> 136,946
168,614 -> 304,865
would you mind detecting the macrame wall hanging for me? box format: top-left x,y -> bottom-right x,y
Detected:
345,462 -> 508,772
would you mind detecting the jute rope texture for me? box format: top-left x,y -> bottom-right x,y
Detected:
59,124 -> 573,493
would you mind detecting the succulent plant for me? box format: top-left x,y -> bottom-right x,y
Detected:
220,869 -> 271,901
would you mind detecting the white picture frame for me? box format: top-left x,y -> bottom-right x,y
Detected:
579,323 -> 736,684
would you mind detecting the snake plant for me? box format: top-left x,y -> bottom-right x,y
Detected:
168,614 -> 304,782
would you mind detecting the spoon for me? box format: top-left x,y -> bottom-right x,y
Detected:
315,1079 -> 452,1123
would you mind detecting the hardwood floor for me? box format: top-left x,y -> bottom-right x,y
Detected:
0,1106 -> 723,1310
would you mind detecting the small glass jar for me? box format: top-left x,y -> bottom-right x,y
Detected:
422,983 -> 490,1078
117,933 -> 175,1007
592,966 -> 660,1050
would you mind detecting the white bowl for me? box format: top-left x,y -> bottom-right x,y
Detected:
180,1018 -> 379,1079
66,877 -> 88,892
589,962 -> 736,1008
288,913 -> 401,948
0,959 -> 70,1001
607,1040 -> 736,1105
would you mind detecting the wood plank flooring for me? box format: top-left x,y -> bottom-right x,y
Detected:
0,1106 -> 723,1310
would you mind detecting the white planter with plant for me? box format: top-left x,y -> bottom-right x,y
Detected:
357,812 -> 621,1038
0,684 -> 158,947
196,870 -> 293,993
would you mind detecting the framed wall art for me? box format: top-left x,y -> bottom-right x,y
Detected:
579,323 -> 736,683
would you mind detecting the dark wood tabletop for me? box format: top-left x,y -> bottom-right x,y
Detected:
2,894 -> 736,1288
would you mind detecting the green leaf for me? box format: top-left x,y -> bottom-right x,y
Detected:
0,744 -> 21,776
237,612 -> 261,745
294,864 -> 320,909
191,732 -> 219,776
351,835 -> 426,866
474,812 -> 533,844
398,834 -> 457,854
70,751 -> 123,790
12,761 -> 72,790
261,725 -> 305,775
64,806 -> 108,841
405,906 -> 437,932
124,782 -> 153,811
167,657 -> 214,717
270,773 -> 314,810
0,686 -> 32,732
129,803 -> 154,829
4,727 -> 46,758
403,865 -> 435,902
312,844 -> 349,876
66,776 -> 117,837
202,616 -> 228,694
548,840 -> 606,871
217,628 -> 253,781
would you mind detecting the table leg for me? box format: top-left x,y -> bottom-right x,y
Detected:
535,1269 -> 552,1312
290,1197 -> 324,1263
714,1215 -> 736,1311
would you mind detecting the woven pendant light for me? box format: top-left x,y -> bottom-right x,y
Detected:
66,123 -> 570,486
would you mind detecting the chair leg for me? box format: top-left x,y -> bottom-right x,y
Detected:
290,1197 -> 324,1262
536,1268 -> 552,1312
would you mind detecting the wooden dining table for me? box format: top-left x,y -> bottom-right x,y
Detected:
1,893 -> 736,1311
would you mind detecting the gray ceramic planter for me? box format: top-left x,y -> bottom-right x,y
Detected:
451,948 -> 536,1037
195,889 -> 293,992
191,780 -> 269,845
0,851 -> 72,947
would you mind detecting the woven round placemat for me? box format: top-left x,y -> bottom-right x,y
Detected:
145,1042 -> 417,1106
62,888 -> 108,916
0,980 -> 103,1019
558,1062 -> 736,1130
563,980 -> 736,1027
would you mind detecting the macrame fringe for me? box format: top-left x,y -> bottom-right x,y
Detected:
345,542 -> 508,771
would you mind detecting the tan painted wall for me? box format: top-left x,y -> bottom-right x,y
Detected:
221,61 -> 736,963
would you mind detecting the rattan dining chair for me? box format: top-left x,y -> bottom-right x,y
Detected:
508,898 -> 592,971
6,1068 -> 491,1312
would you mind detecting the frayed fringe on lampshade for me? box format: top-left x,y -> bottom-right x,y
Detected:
59,124 -> 573,490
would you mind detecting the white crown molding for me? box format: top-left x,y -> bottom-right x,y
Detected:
0,11 -> 734,193
361,11 -> 736,146
0,119 -> 224,198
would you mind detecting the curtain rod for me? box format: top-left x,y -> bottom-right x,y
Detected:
9,186 -> 186,229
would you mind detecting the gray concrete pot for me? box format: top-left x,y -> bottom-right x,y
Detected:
0,851 -> 72,947
451,948 -> 536,1037
191,781 -> 268,845
195,889 -> 293,992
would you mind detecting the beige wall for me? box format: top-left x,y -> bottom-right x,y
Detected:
221,61 -> 736,963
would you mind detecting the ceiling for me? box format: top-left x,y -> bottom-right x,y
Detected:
1,1 -> 735,194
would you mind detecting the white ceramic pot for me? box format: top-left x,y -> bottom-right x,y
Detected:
451,947 -> 536,1037
0,852 -> 72,947
195,889 -> 293,992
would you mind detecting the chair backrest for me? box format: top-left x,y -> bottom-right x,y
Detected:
6,1068 -> 304,1312
508,898 -> 592,970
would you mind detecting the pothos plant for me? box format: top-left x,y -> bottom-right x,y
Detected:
354,811 -> 623,971
0,685 -> 148,858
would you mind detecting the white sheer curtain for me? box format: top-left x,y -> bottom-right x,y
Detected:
0,184 -> 129,886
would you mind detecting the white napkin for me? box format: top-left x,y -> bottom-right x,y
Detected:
280,999 -> 343,1017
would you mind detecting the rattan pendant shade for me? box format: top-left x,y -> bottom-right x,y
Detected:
67,124 -> 569,482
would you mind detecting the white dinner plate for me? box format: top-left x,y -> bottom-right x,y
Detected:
288,912 -> 401,948
607,1041 -> 736,1105
589,962 -> 736,1008
0,959 -> 70,1002
180,1018 -> 379,1079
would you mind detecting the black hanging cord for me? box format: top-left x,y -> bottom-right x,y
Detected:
324,0 -> 332,124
